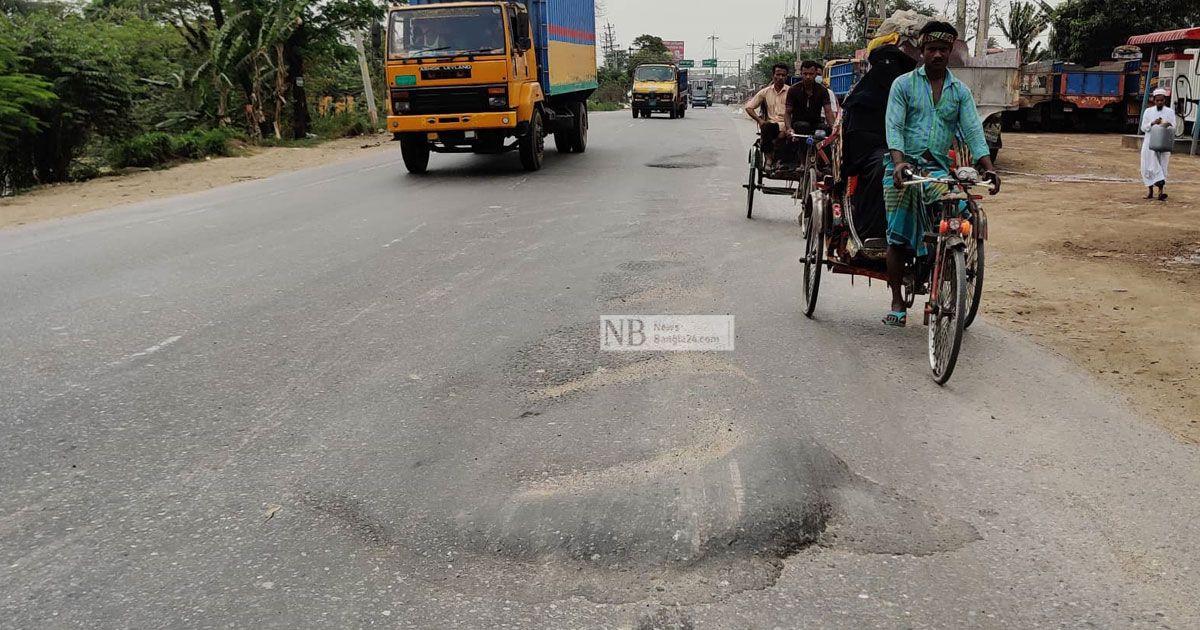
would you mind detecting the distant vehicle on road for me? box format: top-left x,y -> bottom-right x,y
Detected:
692,79 -> 712,108
631,64 -> 689,119
386,0 -> 597,173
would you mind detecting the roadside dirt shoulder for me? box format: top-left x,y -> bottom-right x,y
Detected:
986,133 -> 1199,442
0,133 -> 395,230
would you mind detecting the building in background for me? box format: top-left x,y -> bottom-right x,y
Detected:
772,15 -> 822,52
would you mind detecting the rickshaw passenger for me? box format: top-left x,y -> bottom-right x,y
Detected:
839,44 -> 917,240
745,64 -> 791,168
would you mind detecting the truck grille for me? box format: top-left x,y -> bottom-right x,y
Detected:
406,87 -> 490,115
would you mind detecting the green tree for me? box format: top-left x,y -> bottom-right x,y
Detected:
996,1 -> 1049,62
751,43 -> 795,86
627,34 -> 672,77
1047,0 -> 1200,66
0,32 -> 55,146
0,11 -> 137,186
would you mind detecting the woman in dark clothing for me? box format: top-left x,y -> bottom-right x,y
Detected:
838,45 -> 917,240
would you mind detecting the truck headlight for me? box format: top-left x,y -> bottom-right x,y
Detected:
392,100 -> 410,114
487,87 -> 507,109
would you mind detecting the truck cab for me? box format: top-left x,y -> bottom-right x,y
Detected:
386,0 -> 596,173
631,64 -> 688,119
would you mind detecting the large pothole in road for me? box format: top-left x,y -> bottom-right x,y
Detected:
448,434 -> 980,604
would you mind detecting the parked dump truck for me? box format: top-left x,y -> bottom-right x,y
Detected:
1011,60 -> 1133,132
631,64 -> 689,119
386,0 -> 597,173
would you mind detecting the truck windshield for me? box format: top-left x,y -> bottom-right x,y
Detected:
389,6 -> 506,60
634,66 -> 674,82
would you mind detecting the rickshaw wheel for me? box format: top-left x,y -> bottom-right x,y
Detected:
746,164 -> 757,219
963,237 -> 985,329
802,199 -> 823,317
929,248 -> 967,385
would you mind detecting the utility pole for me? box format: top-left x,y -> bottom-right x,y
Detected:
353,31 -> 378,126
956,0 -> 967,39
822,0 -> 833,54
795,0 -> 803,59
975,0 -> 991,57
602,22 -> 618,68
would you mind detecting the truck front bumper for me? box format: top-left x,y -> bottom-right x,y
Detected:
387,112 -> 519,134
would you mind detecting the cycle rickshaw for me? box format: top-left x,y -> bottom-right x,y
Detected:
744,130 -> 829,220
800,133 -> 991,385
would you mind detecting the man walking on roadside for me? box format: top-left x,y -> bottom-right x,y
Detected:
1141,88 -> 1176,201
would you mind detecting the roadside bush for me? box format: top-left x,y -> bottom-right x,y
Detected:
110,132 -> 173,167
197,129 -> 234,157
68,160 -> 102,182
110,128 -> 235,168
311,110 -> 373,139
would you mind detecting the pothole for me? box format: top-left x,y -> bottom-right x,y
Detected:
446,435 -> 980,603
646,154 -> 718,169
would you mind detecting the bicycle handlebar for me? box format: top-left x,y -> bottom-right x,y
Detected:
900,170 -> 998,193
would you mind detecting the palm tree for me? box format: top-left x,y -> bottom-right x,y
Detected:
996,1 -> 1050,63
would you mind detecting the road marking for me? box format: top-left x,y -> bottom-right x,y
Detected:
507,177 -> 528,191
383,222 -> 427,248
113,335 -> 182,365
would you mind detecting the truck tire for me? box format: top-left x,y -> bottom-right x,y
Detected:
632,107 -> 639,119
669,106 -> 677,120
399,134 -> 430,174
568,101 -> 588,153
679,105 -> 686,118
519,108 -> 545,171
553,131 -> 573,154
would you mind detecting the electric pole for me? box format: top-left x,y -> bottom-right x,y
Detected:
353,31 -> 378,126
975,0 -> 991,57
795,0 -> 803,59
822,0 -> 833,54
602,22 -> 618,68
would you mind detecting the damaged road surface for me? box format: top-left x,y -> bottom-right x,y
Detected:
2,108 -> 1199,629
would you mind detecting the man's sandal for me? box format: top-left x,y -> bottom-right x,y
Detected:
882,311 -> 907,327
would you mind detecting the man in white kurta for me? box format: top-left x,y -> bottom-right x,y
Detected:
1141,88 -> 1176,201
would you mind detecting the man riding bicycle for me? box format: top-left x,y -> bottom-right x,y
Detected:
745,63 -> 791,169
785,59 -> 837,162
882,21 -> 1000,327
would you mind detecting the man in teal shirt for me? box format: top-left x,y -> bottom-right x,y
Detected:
881,21 -> 1000,327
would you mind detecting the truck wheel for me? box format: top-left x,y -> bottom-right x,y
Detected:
632,108 -> 639,119
569,101 -> 588,153
669,106 -> 677,120
679,106 -> 686,119
519,108 -> 545,171
399,134 -> 430,174
553,131 -> 573,154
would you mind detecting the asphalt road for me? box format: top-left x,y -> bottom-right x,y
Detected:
2,106 -> 1198,629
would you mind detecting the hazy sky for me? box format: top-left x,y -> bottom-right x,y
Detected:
599,0 -> 1068,67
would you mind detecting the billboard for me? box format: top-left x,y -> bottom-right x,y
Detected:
663,40 -> 685,63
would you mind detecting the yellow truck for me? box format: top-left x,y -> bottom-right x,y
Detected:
385,0 -> 598,173
631,64 -> 689,119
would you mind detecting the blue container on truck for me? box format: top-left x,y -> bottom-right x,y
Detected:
388,0 -> 598,172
